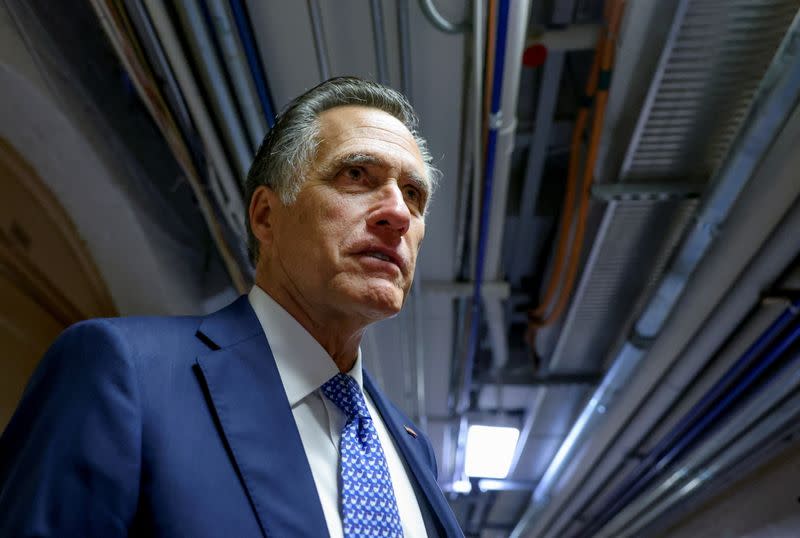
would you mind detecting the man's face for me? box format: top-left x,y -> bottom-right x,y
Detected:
257,105 -> 430,324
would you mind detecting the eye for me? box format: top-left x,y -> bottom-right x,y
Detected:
345,166 -> 365,182
404,186 -> 420,201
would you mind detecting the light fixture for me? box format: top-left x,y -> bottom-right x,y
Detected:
464,424 -> 520,479
452,479 -> 473,494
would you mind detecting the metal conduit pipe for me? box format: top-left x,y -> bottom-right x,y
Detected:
621,390 -> 800,537
89,0 -> 248,292
227,0 -> 276,128
306,0 -> 331,81
451,0 -> 512,486
458,0 -> 511,413
579,306 -> 800,537
173,0 -> 253,178
483,0 -> 532,380
369,0 -> 389,85
397,0 -> 413,101
418,0 -> 469,34
452,0 -> 532,483
603,324 -> 800,537
511,10 -> 800,537
542,166 -> 800,538
205,0 -> 267,149
142,0 -> 248,242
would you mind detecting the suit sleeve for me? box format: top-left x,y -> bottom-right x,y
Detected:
0,319 -> 142,537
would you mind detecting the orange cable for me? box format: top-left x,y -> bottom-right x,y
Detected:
529,33 -> 604,324
529,0 -> 625,330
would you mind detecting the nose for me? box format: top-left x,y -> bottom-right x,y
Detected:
367,183 -> 411,236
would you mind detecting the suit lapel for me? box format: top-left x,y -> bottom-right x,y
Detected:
364,371 -> 463,537
194,297 -> 329,538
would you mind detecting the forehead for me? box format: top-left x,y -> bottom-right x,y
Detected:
315,106 -> 428,181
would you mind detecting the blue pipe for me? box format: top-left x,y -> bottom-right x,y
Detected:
645,302 -> 800,459
576,302 -> 800,537
228,0 -> 276,128
459,0 -> 511,413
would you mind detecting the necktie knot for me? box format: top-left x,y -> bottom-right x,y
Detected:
321,373 -> 370,422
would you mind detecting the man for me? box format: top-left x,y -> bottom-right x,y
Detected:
0,77 -> 463,537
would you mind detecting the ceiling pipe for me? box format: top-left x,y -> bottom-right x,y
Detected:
541,157 -> 800,538
418,0 -> 470,34
227,0 -> 276,128
511,10 -> 800,537
602,317 -> 800,537
141,0 -> 248,242
88,0 -> 249,292
396,0 -> 413,100
205,0 -> 267,149
173,0 -> 254,178
579,304 -> 800,537
306,0 -> 331,81
621,390 -> 800,537
451,0 -> 532,484
457,0 -> 512,414
369,0 -> 389,85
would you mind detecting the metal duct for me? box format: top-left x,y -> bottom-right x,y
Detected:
511,8 -> 800,536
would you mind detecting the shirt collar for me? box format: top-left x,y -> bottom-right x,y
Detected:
248,286 -> 363,406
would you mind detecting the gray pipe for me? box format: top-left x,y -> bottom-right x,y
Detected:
397,0 -> 412,97
173,0 -> 253,178
418,0 -> 469,34
511,9 -> 800,537
306,0 -> 331,81
370,0 -> 389,85
205,0 -> 267,149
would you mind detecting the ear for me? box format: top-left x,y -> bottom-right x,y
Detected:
249,185 -> 281,252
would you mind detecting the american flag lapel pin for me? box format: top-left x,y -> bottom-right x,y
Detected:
404,425 -> 418,438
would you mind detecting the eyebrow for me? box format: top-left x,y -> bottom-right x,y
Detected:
324,152 -> 431,197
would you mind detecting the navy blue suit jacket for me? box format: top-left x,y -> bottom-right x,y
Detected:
0,296 -> 462,537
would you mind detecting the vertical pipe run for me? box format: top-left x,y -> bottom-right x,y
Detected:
459,0 -> 511,416
205,0 -> 267,148
370,0 -> 390,85
227,0 -> 276,127
306,0 -> 331,81
397,0 -> 412,100
174,0 -> 254,178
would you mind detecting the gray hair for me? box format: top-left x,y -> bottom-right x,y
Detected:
244,76 -> 439,263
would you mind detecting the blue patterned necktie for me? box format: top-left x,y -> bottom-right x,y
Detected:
321,373 -> 404,537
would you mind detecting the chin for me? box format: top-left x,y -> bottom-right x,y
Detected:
355,282 -> 406,320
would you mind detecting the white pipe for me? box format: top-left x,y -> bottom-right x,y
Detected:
482,0 -> 532,379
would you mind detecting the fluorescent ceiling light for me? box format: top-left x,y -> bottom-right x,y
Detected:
464,425 -> 520,479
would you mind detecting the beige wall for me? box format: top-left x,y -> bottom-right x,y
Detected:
659,441 -> 800,537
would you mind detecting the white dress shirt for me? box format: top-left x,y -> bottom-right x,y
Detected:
248,286 -> 428,537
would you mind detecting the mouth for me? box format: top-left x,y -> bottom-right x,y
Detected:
355,247 -> 406,274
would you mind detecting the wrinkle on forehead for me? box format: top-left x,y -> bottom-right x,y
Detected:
315,106 -> 428,182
